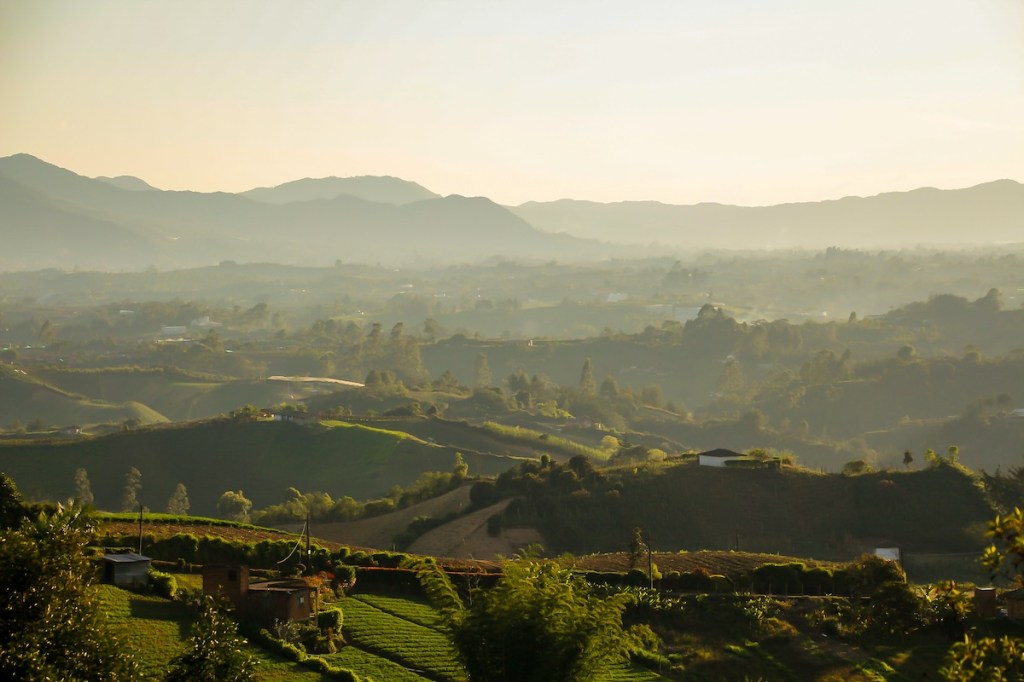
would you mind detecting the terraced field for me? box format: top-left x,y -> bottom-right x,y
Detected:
324,646 -> 428,681
337,596 -> 463,681
95,571 -> 668,680
331,592 -> 667,681
351,593 -> 445,628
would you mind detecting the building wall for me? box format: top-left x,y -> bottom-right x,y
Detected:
106,561 -> 150,588
699,455 -> 737,467
202,565 -> 249,609
1007,598 -> 1024,621
245,588 -> 311,623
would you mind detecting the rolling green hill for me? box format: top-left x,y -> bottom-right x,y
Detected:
0,364 -> 168,428
35,368 -> 312,422
487,458 -> 994,561
0,418 -> 523,515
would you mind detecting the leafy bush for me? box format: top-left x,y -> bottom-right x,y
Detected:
752,562 -> 806,594
316,608 -> 343,631
147,569 -> 177,599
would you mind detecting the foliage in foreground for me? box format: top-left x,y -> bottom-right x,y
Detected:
415,555 -> 641,682
166,596 -> 256,682
0,493 -> 139,681
940,507 -> 1024,680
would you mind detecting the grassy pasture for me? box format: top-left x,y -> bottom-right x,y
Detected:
33,367 -> 321,422
0,418 -> 520,514
96,584 -> 327,681
0,364 -> 168,428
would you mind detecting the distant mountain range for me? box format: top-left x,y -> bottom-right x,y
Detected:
511,180 -> 1024,249
0,154 -> 616,270
0,152 -> 1021,272
241,175 -> 439,205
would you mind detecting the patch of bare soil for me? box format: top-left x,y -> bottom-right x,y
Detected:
407,499 -> 544,560
279,485 -> 474,550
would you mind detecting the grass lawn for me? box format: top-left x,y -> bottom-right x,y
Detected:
96,585 -> 328,681
97,584 -> 194,679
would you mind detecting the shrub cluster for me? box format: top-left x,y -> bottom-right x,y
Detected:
580,555 -> 905,597
147,569 -> 177,599
247,628 -> 361,681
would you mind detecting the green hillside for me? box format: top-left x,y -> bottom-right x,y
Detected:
34,367 -> 315,422
0,418 -> 523,515
489,458 -> 995,560
350,416 -> 591,461
0,364 -> 168,428
97,580 -> 666,681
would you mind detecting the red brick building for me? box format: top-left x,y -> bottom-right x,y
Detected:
203,565 -> 313,623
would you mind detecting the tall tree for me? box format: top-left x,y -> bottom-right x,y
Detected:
628,526 -> 648,571
0,502 -> 139,680
121,467 -> 142,512
453,452 -> 469,479
579,357 -> 596,394
422,317 -> 443,341
167,483 -> 190,515
73,467 -> 94,506
217,490 -> 252,523
0,473 -> 25,529
36,319 -> 56,345
166,597 -> 255,682
474,352 -> 492,387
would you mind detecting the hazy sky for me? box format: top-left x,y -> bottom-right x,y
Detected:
2,1 -> 1022,205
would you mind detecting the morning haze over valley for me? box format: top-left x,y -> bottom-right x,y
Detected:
2,2 -> 1024,681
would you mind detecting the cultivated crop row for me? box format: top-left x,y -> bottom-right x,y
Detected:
340,597 -> 463,681
323,645 -> 429,682
351,593 -> 443,629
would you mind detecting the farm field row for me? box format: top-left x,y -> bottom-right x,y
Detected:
338,596 -> 464,681
337,591 -> 668,681
351,592 -> 444,629
322,646 -> 429,681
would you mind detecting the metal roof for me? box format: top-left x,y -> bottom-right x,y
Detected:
102,552 -> 151,563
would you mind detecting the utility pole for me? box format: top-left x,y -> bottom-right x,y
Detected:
137,503 -> 143,554
305,510 -> 311,575
645,529 -> 654,590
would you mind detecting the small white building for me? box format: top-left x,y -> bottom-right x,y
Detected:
190,316 -> 222,329
698,448 -> 747,467
874,547 -> 901,562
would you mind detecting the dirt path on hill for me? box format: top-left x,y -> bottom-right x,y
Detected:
407,499 -> 543,560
